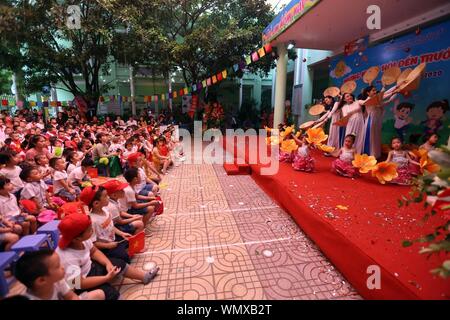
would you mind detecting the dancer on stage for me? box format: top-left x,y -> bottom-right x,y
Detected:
292,135 -> 315,172
340,93 -> 368,154
361,86 -> 397,159
332,134 -> 359,178
387,137 -> 420,185
313,96 -> 345,152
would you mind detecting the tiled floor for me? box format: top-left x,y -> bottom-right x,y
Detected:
116,163 -> 362,300
5,156 -> 361,300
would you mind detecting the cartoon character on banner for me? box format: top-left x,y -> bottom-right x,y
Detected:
392,100 -> 414,143
421,100 -> 449,138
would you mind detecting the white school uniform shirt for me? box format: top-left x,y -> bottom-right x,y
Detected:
66,163 -> 77,176
56,239 -> 94,278
53,170 -> 69,194
0,193 -> 21,219
118,186 -> 137,211
21,181 -> 48,206
89,209 -> 116,243
68,167 -> 86,185
24,280 -> 72,300
105,200 -> 121,221
134,168 -> 149,193
0,166 -> 24,193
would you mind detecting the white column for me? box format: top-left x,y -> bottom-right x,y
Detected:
129,66 -> 136,116
273,44 -> 288,128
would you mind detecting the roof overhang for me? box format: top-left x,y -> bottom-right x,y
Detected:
263,0 -> 450,51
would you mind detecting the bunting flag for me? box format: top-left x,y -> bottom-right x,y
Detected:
258,47 -> 266,58
30,101 -> 36,107
222,70 -> 228,79
61,101 -> 68,107
212,75 -> 218,84
37,102 -> 43,107
245,56 -> 252,65
207,78 -> 212,86
183,88 -> 188,95
99,96 -> 105,103
173,91 -> 177,99
217,72 -> 223,82
57,101 -> 62,107
197,82 -> 202,91
233,64 -> 240,72
8,100 -> 15,107
192,84 -> 197,92
252,52 -> 260,62
43,101 -> 49,107
166,93 -> 170,100
123,96 -> 128,102
49,101 -> 57,107
179,89 -> 184,97
264,43 -> 273,54
239,61 -> 247,70
144,96 -> 149,103
161,94 -> 165,101
154,95 -> 158,102
202,80 -> 207,88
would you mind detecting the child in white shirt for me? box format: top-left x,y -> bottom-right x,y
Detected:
50,158 -> 80,202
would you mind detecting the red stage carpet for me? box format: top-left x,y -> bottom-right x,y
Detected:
222,138 -> 449,300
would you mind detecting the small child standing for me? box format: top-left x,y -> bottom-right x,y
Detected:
387,137 -> 420,185
14,249 -> 105,300
332,134 -> 359,178
292,135 -> 315,172
0,176 -> 37,235
0,151 -> 24,198
50,157 -> 81,202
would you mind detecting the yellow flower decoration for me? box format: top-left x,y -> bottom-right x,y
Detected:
280,125 -> 295,140
411,148 -> 428,160
352,154 -> 378,174
306,127 -> 328,145
264,126 -> 272,133
295,131 -> 302,138
371,162 -> 398,184
420,156 -> 441,174
280,139 -> 299,153
265,136 -> 281,146
317,144 -> 335,153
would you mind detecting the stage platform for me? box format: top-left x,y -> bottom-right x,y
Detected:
222,137 -> 449,300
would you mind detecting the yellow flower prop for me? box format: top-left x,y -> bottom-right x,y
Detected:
306,127 -> 328,145
371,162 -> 398,184
295,131 -> 302,138
411,148 -> 428,160
317,144 -> 335,153
420,156 -> 441,174
352,154 -> 378,174
265,136 -> 281,146
280,125 -> 295,140
264,126 -> 272,133
280,139 -> 299,153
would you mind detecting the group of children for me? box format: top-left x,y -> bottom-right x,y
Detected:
277,123 -> 440,186
0,109 -> 188,300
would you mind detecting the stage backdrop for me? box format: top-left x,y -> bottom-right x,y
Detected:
329,20 -> 450,146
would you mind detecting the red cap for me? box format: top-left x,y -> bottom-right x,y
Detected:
79,186 -> 98,206
127,152 -> 143,164
58,213 -> 91,249
101,180 -> 128,195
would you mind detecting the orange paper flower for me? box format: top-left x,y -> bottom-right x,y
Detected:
420,156 -> 441,174
352,154 -> 378,174
280,125 -> 295,140
306,127 -> 328,145
280,139 -> 299,153
411,148 -> 428,160
317,144 -> 335,153
371,162 -> 398,184
265,136 -> 281,146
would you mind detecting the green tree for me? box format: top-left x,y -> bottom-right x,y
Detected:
98,0 -> 276,85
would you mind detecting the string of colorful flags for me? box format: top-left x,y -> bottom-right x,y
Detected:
1,43 -> 273,108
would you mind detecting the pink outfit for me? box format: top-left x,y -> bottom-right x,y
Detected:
332,148 -> 359,178
390,151 -> 418,185
292,145 -> 315,172
278,151 -> 294,163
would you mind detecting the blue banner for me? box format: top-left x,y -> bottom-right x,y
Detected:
330,20 -> 450,146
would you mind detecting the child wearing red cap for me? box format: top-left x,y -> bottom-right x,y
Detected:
56,212 -> 159,300
102,180 -> 144,236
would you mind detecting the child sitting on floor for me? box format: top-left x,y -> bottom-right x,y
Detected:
50,157 -> 81,202
332,134 -> 359,178
102,180 -> 144,236
127,153 -> 159,196
35,154 -> 53,185
20,166 -> 62,217
387,137 -> 420,186
0,176 -> 37,236
121,168 -> 159,227
14,249 -> 105,300
292,135 -> 315,172
0,151 -> 24,199
56,213 -> 158,300
68,158 -> 95,189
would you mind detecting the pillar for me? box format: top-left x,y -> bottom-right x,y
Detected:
273,44 -> 288,128
129,66 -> 136,116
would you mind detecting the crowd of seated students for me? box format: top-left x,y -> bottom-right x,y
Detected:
0,108 -> 185,300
